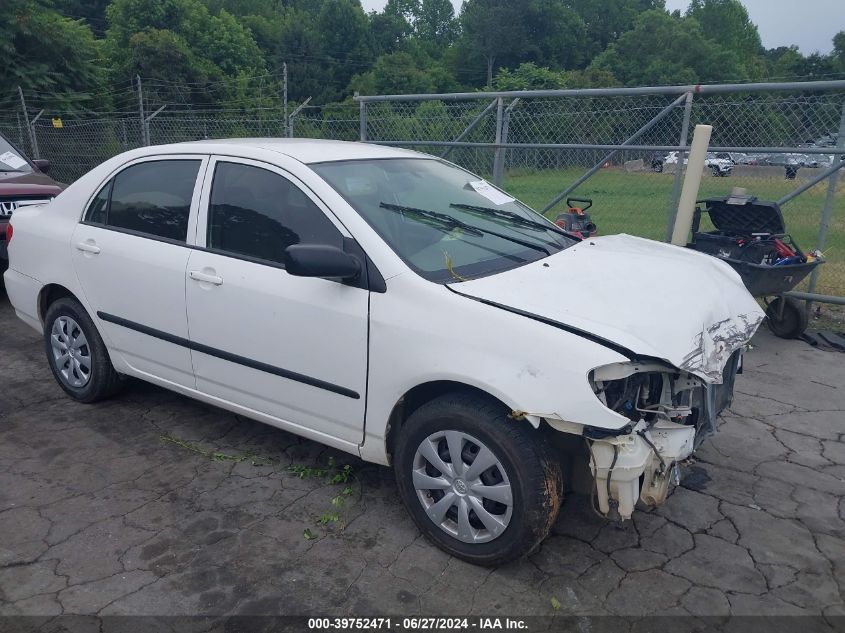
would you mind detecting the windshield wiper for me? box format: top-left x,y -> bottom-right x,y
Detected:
450,203 -> 575,239
379,202 -> 550,255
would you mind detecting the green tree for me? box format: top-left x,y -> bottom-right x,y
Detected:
567,0 -> 666,65
524,0 -> 588,70
460,0 -> 529,87
832,31 -> 845,71
368,10 -> 409,57
349,50 -> 458,95
686,0 -> 765,78
53,0 -> 110,35
589,10 -> 746,85
416,0 -> 458,52
104,0 -> 266,106
493,62 -> 568,90
317,0 -> 373,101
1,0 -> 105,110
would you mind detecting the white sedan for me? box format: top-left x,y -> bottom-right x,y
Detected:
4,139 -> 763,565
663,151 -> 733,176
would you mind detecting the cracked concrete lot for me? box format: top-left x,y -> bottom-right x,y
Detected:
0,288 -> 843,620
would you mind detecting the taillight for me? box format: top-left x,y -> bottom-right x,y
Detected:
5,222 -> 11,243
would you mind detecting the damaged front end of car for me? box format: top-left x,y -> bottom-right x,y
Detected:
583,350 -> 742,520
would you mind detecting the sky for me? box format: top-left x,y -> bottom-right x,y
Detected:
359,0 -> 839,55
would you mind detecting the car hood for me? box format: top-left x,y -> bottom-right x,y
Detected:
447,234 -> 765,383
0,170 -> 64,189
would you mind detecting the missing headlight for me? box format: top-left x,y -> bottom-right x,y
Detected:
589,362 -> 705,427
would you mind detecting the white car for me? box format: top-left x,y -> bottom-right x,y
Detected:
3,139 -> 764,565
663,151 -> 733,176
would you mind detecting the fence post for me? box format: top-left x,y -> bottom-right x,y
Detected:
492,97 -> 504,186
28,110 -> 44,159
17,86 -> 35,156
283,61 -> 289,137
144,106 -> 166,146
495,98 -> 519,185
665,91 -> 694,242
16,112 -> 23,150
136,75 -> 146,146
359,100 -> 367,142
288,98 -> 312,140
805,99 -> 845,304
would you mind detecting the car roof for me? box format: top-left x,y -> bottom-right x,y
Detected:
160,138 -> 423,164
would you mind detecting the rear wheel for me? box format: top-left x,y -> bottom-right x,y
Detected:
766,296 -> 808,339
44,297 -> 123,402
394,392 -> 562,566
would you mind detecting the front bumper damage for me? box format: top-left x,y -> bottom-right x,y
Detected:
584,351 -> 741,519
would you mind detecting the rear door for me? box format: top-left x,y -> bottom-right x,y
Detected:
72,156 -> 207,387
184,157 -> 369,445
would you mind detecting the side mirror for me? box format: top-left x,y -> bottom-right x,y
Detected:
283,244 -> 361,280
33,159 -> 51,174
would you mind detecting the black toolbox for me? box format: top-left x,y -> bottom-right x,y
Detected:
688,196 -> 822,297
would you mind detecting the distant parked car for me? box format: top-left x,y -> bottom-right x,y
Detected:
663,151 -> 733,176
1,133 -> 64,271
814,134 -> 837,147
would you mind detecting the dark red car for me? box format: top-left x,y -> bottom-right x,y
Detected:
1,133 -> 64,271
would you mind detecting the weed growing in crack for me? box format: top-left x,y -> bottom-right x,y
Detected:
288,456 -> 357,537
160,435 -> 272,465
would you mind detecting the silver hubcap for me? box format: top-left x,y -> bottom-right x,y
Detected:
50,316 -> 91,388
413,430 -> 513,544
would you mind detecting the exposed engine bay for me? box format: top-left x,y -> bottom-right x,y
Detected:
584,351 -> 741,519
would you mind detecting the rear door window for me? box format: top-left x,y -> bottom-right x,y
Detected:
87,160 -> 201,242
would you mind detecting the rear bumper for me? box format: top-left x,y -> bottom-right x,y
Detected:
2,267 -> 42,333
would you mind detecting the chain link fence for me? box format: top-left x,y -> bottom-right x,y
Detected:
358,83 -> 845,302
2,81 -> 844,302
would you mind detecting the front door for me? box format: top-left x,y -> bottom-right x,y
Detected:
185,158 -> 369,445
72,156 -> 206,388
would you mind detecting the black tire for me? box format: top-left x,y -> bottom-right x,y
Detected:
766,296 -> 808,339
394,392 -> 563,566
653,162 -> 663,173
43,297 -> 123,402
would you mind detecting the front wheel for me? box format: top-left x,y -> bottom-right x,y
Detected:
394,392 -> 563,566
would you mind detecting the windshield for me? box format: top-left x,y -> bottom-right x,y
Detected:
0,136 -> 33,173
312,158 -> 576,283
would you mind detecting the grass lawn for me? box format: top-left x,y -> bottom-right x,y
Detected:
503,167 -> 845,298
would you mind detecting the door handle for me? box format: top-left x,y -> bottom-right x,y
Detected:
189,270 -> 223,285
76,241 -> 101,254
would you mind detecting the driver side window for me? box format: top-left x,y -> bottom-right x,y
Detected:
206,161 -> 343,266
